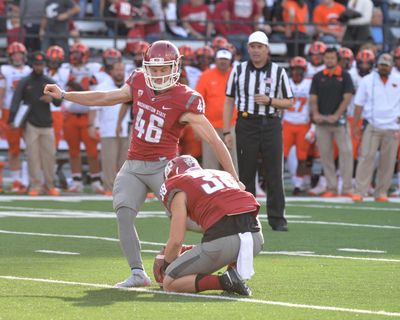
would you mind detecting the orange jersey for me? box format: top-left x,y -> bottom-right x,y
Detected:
196,67 -> 236,128
313,2 -> 345,34
283,0 -> 309,33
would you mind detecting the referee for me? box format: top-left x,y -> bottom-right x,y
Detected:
223,31 -> 294,232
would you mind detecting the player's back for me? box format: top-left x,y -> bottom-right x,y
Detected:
162,169 -> 259,230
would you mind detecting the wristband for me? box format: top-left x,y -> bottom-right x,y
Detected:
223,131 -> 231,136
61,91 -> 65,100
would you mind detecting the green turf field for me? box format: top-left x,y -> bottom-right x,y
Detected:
0,197 -> 399,320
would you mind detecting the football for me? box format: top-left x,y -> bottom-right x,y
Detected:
152,245 -> 194,287
153,247 -> 165,287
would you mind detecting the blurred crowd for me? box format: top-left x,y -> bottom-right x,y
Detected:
0,0 -> 399,199
0,0 -> 399,58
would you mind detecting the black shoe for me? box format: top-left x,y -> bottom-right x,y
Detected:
292,187 -> 302,196
219,268 -> 251,296
271,224 -> 288,232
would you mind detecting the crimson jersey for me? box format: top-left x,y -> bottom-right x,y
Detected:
126,70 -> 204,161
160,169 -> 260,230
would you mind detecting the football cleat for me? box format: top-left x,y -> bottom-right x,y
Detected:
47,188 -> 60,196
115,269 -> 151,288
67,181 -> 84,193
11,180 -> 27,193
91,181 -> 105,194
219,268 -> 251,296
389,188 -> 400,197
28,188 -> 40,196
308,183 -> 327,196
352,194 -> 363,202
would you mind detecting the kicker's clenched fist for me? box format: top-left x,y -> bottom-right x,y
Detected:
43,84 -> 63,100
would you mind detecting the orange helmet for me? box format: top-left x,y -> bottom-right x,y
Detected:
339,47 -> 354,61
290,56 -> 307,82
339,47 -> 354,70
195,45 -> 215,59
102,48 -> 122,67
142,40 -> 182,91
7,41 -> 27,56
356,49 -> 375,64
211,36 -> 229,51
309,41 -> 327,55
308,41 -> 326,66
356,49 -> 375,76
126,40 -> 150,55
70,42 -> 90,65
7,42 -> 27,66
46,45 -> 65,69
179,45 -> 195,59
290,56 -> 307,69
179,45 -> 196,66
195,46 -> 214,70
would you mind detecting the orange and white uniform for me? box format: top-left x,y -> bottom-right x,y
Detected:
348,67 -> 364,160
45,65 -> 70,148
305,63 -> 324,79
0,64 -> 31,155
283,78 -> 312,161
63,62 -> 101,159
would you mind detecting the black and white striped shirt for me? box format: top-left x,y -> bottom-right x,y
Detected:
226,60 -> 293,116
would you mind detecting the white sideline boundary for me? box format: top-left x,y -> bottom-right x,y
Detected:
0,275 -> 399,317
1,229 -> 399,263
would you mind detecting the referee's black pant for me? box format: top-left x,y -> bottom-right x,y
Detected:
235,115 -> 286,228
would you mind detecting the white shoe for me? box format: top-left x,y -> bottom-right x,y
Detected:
67,181 -> 83,193
308,181 -> 327,196
115,269 -> 151,288
91,181 -> 105,194
389,188 -> 400,197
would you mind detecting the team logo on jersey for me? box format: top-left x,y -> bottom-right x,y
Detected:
264,77 -> 272,84
138,89 -> 143,97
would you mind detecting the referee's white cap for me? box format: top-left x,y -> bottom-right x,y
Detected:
248,31 -> 269,46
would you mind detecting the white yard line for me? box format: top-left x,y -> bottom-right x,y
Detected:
0,275 -> 399,317
337,248 -> 386,253
35,250 -> 80,255
288,220 -> 400,229
286,203 -> 400,212
1,229 -> 399,263
259,252 -> 400,263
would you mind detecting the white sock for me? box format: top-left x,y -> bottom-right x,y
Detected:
295,176 -> 304,188
319,175 -> 327,187
291,175 -> 297,187
303,175 -> 311,186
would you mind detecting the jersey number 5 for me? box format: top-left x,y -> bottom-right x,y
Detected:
135,108 -> 164,143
